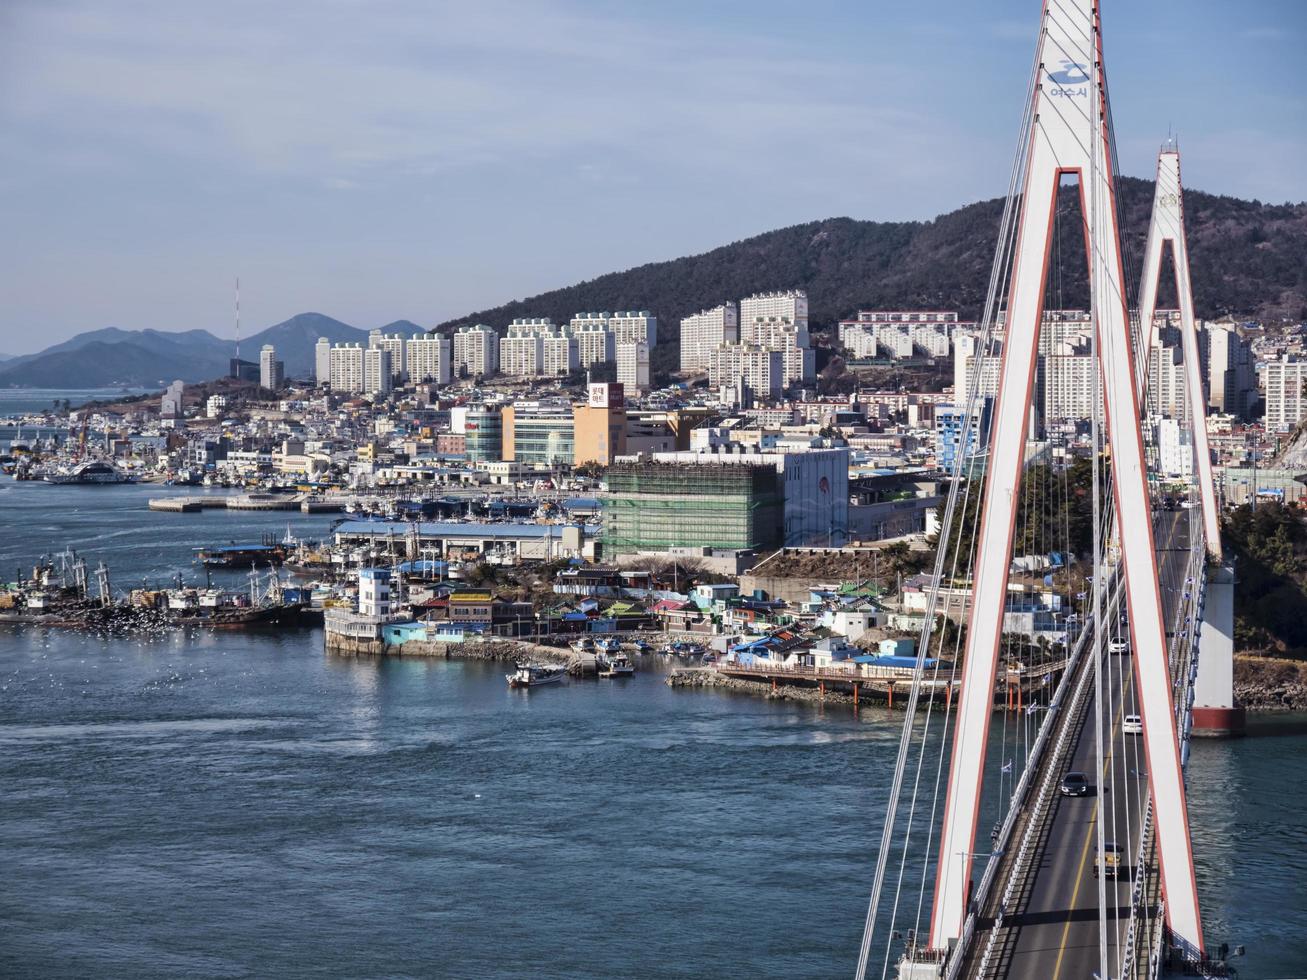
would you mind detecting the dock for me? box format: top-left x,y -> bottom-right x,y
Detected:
148,496 -> 234,513
148,493 -> 305,513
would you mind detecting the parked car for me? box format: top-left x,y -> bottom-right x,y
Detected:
1059,771 -> 1092,797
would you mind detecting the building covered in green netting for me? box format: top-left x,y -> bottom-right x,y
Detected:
600,448 -> 849,557
602,461 -> 781,554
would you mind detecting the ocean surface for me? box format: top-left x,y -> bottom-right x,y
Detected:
0,387 -> 151,418
1,481 -> 1304,978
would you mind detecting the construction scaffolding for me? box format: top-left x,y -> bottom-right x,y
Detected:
601,461 -> 782,556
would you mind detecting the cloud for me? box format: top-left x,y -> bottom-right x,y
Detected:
0,0 -> 935,194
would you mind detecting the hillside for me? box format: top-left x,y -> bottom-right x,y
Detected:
0,313 -> 369,388
436,176 -> 1307,373
0,340 -> 206,388
241,313 -> 368,375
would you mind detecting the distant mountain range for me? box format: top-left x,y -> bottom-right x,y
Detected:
0,313 -> 374,388
3,176 -> 1303,387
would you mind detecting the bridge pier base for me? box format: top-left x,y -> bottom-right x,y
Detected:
1193,563 -> 1244,737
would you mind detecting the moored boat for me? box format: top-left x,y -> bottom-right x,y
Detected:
597,652 -> 635,678
507,661 -> 567,688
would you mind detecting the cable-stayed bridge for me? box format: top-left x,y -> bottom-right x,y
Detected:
855,2 -> 1242,978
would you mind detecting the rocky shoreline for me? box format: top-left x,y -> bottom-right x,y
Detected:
1234,655 -> 1307,711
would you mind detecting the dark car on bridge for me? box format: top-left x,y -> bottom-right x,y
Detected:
1059,771 -> 1092,797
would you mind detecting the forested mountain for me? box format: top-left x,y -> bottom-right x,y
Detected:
436,177 -> 1306,373
3,178 -> 1301,387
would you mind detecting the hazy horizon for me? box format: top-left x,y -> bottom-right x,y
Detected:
2,0 -> 1303,354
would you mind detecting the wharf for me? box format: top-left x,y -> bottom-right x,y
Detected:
148,493 -> 305,513
148,496 -> 232,513
671,657 -> 1067,710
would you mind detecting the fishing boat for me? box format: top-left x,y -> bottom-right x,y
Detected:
570,637 -> 596,654
43,460 -> 133,485
506,661 -> 567,688
194,542 -> 287,568
597,652 -> 635,678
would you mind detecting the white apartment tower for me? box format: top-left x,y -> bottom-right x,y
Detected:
500,319 -> 552,377
607,310 -> 657,348
569,319 -> 615,368
452,324 -> 499,379
368,329 -> 407,383
328,344 -> 366,394
363,347 -> 393,396
1042,337 -> 1096,422
259,344 -> 283,390
1264,356 -> 1307,432
679,303 -> 738,373
406,333 -> 452,385
616,341 -> 650,392
740,290 -> 808,330
708,344 -> 783,402
542,333 -> 579,377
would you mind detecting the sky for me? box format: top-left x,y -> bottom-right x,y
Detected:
1,0 -> 1303,354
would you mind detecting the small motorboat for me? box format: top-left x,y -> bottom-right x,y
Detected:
507,661 -> 567,689
597,653 -> 635,678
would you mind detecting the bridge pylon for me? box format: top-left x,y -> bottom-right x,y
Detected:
928,0 -> 1204,957
1138,144 -> 1222,557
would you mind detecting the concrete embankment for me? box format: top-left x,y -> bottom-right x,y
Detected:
1234,655 -> 1307,711
667,668 -> 865,707
325,634 -> 576,666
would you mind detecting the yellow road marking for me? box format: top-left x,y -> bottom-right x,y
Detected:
1051,687 -> 1127,980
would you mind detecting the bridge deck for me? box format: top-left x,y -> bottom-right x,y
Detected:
961,509 -> 1194,979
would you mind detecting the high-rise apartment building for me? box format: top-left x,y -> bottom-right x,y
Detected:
452,324 -> 499,379
1147,339 -> 1190,422
569,319 -> 615,369
259,344 -> 284,390
315,337 -> 332,386
607,311 -> 657,348
708,344 -> 783,402
405,333 -> 452,385
541,333 -> 578,377
329,344 -> 365,394
1042,336 -> 1096,422
368,330 -> 407,383
500,319 -> 554,377
740,290 -> 808,330
616,341 -> 650,392
1206,323 -> 1254,418
363,348 -> 393,396
680,303 -> 738,373
1264,356 -> 1307,431
953,332 -> 1003,405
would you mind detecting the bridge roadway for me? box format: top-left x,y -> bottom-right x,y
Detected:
962,509 -> 1194,979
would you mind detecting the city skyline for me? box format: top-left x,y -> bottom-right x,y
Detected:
1,0 -> 1303,353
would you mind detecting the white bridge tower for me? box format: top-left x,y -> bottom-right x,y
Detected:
928,0 -> 1204,955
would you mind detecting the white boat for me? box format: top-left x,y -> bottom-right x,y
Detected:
507,661 -> 567,688
43,460 -> 132,485
597,653 -> 635,678
570,637 -> 595,654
